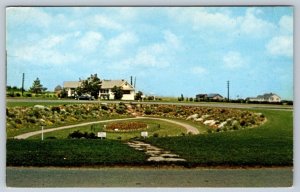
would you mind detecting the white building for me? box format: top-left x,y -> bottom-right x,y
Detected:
246,93 -> 281,103
63,79 -> 135,100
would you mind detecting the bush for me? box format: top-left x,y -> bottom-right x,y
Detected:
51,106 -> 61,113
153,133 -> 159,137
116,106 -> 126,114
15,93 -> 21,97
26,93 -> 32,97
144,107 -> 152,115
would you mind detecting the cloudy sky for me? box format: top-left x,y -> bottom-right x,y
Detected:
6,7 -> 293,100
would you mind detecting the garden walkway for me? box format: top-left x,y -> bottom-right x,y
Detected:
14,117 -> 199,139
127,140 -> 186,162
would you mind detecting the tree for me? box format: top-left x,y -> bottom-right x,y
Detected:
111,86 -> 123,100
76,74 -> 101,99
29,78 -> 47,94
54,85 -> 62,92
135,91 -> 143,100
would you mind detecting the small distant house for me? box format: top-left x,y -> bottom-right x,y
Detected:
196,94 -> 207,100
196,93 -> 223,101
63,79 -> 135,100
246,93 -> 281,103
207,93 -> 224,100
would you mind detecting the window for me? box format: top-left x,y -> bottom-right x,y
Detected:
123,90 -> 131,94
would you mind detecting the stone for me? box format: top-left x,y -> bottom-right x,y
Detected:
201,114 -> 210,119
34,105 -> 45,110
186,114 -> 199,120
204,120 -> 216,126
218,121 -> 227,128
195,118 -> 203,122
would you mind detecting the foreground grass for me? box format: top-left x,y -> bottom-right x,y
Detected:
146,110 -> 293,166
7,139 -> 147,166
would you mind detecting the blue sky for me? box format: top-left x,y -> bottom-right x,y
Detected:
6,7 -> 293,100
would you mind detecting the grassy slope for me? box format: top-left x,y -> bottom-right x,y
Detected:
7,139 -> 147,166
146,110 -> 293,166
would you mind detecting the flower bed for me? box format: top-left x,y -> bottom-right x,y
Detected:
105,121 -> 148,132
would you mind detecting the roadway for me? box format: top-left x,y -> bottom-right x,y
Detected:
6,166 -> 292,187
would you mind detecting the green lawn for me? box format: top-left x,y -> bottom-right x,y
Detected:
6,108 -> 293,167
146,109 -> 293,166
28,119 -> 188,140
6,139 -> 147,166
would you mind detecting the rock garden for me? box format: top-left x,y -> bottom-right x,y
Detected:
6,102 -> 266,138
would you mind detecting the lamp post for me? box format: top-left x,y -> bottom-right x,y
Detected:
41,126 -> 44,141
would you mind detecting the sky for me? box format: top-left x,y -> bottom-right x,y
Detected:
6,7 -> 293,100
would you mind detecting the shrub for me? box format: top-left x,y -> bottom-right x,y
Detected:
51,106 -> 61,113
153,133 -> 159,137
116,106 -> 126,114
144,107 -> 152,115
15,93 -> 21,97
26,93 -> 32,97
14,119 -> 22,124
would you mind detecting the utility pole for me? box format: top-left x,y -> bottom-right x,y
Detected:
21,73 -> 25,96
134,77 -> 136,88
227,80 -> 230,102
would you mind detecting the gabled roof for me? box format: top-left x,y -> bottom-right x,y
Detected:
63,79 -> 135,90
102,79 -> 134,90
63,81 -> 82,88
258,93 -> 280,99
207,93 -> 223,98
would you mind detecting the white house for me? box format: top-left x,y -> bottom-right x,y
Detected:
246,93 -> 281,103
63,79 -> 135,100
99,79 -> 135,100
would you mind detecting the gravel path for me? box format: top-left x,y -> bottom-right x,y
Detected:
14,117 -> 199,139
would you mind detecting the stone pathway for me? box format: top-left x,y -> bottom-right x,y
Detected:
127,140 -> 186,162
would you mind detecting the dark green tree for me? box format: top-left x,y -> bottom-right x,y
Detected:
111,86 -> 123,100
135,91 -> 143,100
29,78 -> 47,94
76,74 -> 101,99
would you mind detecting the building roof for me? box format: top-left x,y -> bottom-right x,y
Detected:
102,79 -> 134,90
63,81 -> 82,88
63,79 -> 134,90
258,93 -> 280,99
207,93 -> 223,98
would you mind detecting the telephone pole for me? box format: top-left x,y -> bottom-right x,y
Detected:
22,73 -> 25,96
227,80 -> 230,102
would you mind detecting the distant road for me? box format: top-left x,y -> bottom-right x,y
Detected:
7,98 -> 293,110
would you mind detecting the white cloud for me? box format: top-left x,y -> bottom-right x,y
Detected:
11,33 -> 79,65
223,51 -> 246,69
279,15 -> 293,35
93,15 -> 123,30
107,32 -> 138,56
168,8 -> 237,31
191,66 -> 207,74
266,36 -> 293,57
7,7 -> 52,28
78,31 -> 103,51
238,8 -> 276,37
110,31 -> 181,70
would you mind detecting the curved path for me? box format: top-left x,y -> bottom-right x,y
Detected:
14,117 -> 199,139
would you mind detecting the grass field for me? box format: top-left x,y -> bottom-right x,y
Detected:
6,139 -> 147,166
146,109 -> 293,166
6,103 -> 293,167
28,119 -> 188,140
